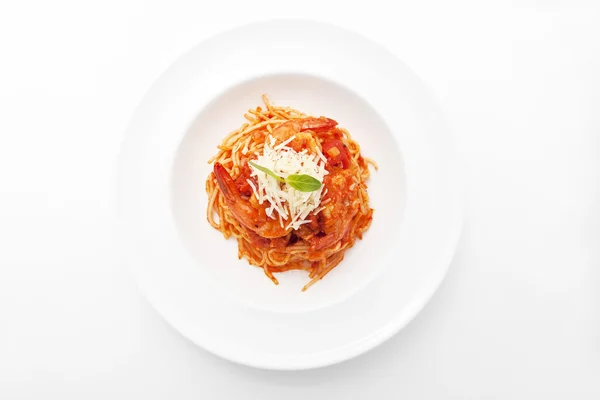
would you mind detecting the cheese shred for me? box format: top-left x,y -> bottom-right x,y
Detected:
248,135 -> 328,230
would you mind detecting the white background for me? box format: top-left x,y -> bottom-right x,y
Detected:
1,1 -> 599,398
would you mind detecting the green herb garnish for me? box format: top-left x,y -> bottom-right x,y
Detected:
248,161 -> 322,192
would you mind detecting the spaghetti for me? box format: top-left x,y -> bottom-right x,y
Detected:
206,95 -> 376,291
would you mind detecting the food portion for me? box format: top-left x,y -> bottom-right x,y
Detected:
206,95 -> 377,291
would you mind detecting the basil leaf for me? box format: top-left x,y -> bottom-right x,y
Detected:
286,174 -> 322,192
248,161 -> 285,183
248,160 -> 322,192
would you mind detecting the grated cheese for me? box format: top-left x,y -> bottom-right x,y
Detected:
247,135 -> 328,230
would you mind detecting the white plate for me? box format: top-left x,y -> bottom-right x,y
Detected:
118,20 -> 462,370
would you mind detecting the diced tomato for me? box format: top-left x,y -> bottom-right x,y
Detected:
321,140 -> 350,169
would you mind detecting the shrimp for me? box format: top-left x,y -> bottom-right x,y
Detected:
291,166 -> 361,251
245,229 -> 290,249
213,162 -> 290,239
310,168 -> 360,250
271,117 -> 338,152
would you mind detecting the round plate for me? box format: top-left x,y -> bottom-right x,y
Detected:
118,19 -> 462,370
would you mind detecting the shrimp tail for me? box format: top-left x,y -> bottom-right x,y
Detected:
300,117 -> 338,132
214,162 -> 259,231
309,217 -> 353,251
213,162 -> 238,203
309,234 -> 339,251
